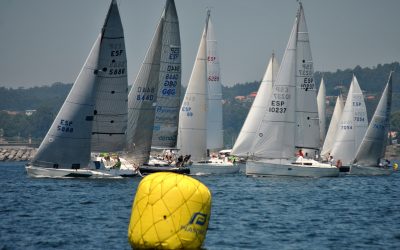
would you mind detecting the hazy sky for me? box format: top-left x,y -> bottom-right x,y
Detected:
0,0 -> 399,88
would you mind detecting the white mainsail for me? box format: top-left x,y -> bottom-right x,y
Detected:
354,72 -> 393,166
251,7 -> 298,159
231,53 -> 279,157
206,11 -> 224,151
178,16 -> 208,162
126,4 -> 165,166
294,5 -> 320,151
32,0 -> 124,169
152,0 -> 181,148
317,78 -> 326,146
330,75 -> 368,165
321,94 -> 344,157
91,0 -> 128,153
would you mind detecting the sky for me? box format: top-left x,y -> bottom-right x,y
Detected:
0,0 -> 399,88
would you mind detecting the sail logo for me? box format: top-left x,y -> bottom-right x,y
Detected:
180,212 -> 208,235
57,119 -> 73,133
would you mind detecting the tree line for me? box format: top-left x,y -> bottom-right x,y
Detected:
0,62 -> 399,147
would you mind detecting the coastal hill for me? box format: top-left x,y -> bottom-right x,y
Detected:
0,62 -> 399,149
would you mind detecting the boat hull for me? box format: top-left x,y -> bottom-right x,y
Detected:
350,165 -> 392,176
25,165 -> 137,178
246,159 -> 340,177
139,166 -> 190,175
189,162 -> 240,175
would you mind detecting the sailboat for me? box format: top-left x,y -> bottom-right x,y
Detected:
245,2 -> 339,178
26,0 -> 136,178
321,94 -> 345,159
231,53 -> 280,157
178,10 -> 239,175
317,78 -> 326,147
126,0 -> 188,175
351,72 -> 393,175
330,75 -> 368,167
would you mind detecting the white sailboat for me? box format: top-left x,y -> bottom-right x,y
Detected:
178,11 -> 239,175
245,3 -> 339,178
231,53 -> 280,157
317,77 -> 326,146
330,75 -> 368,167
26,0 -> 136,178
321,94 -> 345,158
351,72 -> 393,175
126,0 -> 185,174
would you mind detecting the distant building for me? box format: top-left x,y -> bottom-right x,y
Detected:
235,96 -> 246,102
25,110 -> 37,116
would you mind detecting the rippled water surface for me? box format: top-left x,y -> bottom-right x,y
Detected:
1,163 -> 400,249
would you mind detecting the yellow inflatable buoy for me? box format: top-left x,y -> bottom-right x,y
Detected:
128,172 -> 212,249
393,163 -> 398,171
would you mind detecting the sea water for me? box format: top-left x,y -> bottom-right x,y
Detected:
1,163 -> 400,249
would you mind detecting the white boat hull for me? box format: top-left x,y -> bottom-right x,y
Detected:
350,165 -> 392,176
25,165 -> 137,178
246,159 -> 340,177
189,162 -> 240,175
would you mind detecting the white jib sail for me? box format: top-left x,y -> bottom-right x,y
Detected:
294,3 -> 320,150
321,94 -> 344,157
178,22 -> 208,162
354,72 -> 393,166
91,0 -> 128,153
251,9 -> 298,160
317,78 -> 326,146
231,53 -> 279,157
206,11 -> 224,151
152,0 -> 181,149
330,75 -> 368,165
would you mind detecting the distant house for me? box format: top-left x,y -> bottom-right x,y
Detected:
25,110 -> 37,116
235,96 -> 246,102
2,110 -> 19,115
366,95 -> 376,101
247,91 -> 257,98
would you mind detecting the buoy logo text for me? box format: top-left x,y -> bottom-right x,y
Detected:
180,212 -> 208,235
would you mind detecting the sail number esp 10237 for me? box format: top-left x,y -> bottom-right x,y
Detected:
269,86 -> 289,113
